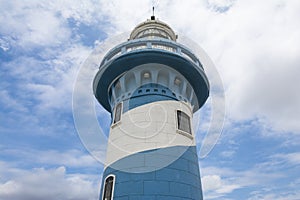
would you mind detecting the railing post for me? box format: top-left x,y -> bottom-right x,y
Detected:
177,47 -> 182,54
147,42 -> 152,48
121,47 -> 126,54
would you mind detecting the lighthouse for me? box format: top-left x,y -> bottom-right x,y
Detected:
93,14 -> 209,200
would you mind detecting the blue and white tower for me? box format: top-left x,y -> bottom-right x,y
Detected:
93,15 -> 209,200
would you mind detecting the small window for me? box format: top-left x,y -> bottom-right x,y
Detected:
138,89 -> 142,94
146,89 -> 150,92
113,103 -> 122,124
162,90 -> 166,94
102,175 -> 115,200
174,77 -> 182,85
177,110 -> 191,134
143,72 -> 151,79
154,88 -> 158,92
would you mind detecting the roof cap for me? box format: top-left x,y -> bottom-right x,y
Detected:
129,17 -> 177,41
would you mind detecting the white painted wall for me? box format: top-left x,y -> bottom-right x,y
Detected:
105,100 -> 195,167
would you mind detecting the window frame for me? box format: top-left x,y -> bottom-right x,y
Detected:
176,110 -> 193,139
112,102 -> 123,126
102,174 -> 116,200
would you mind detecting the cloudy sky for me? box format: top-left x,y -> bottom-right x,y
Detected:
1,0 -> 300,199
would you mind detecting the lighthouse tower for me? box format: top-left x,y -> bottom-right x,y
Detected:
93,15 -> 209,200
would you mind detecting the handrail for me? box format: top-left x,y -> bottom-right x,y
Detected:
100,38 -> 202,69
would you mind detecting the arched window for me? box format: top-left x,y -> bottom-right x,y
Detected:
141,71 -> 151,85
102,175 -> 115,200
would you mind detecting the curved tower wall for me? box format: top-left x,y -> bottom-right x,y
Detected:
94,17 -> 209,200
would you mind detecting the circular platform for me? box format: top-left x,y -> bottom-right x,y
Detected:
93,40 -> 209,113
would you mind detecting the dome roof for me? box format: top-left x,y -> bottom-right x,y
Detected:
129,17 -> 177,41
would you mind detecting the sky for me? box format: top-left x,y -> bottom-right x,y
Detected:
0,0 -> 300,199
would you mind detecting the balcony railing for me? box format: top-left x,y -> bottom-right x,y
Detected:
100,38 -> 202,69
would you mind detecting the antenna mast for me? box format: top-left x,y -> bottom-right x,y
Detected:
151,6 -> 155,20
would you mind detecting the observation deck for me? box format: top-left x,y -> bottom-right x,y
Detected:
93,18 -> 209,113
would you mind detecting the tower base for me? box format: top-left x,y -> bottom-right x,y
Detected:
100,146 -> 203,200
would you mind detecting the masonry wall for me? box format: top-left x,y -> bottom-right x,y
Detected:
100,146 -> 203,200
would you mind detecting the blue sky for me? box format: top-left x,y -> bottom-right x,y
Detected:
1,0 -> 300,199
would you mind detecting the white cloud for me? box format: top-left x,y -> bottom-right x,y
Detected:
98,0 -> 300,134
206,0 -> 236,12
0,1 -> 70,49
0,147 -> 100,168
2,43 -> 91,112
200,150 -> 299,199
248,191 -> 300,200
202,173 -> 242,199
202,175 -> 222,191
201,161 -> 292,199
0,165 -> 100,200
273,152 -> 300,165
220,150 -> 235,158
34,150 -> 99,167
0,43 -> 92,137
29,44 -> 91,111
67,0 -> 300,138
0,90 -> 28,112
2,0 -> 298,136
46,0 -> 103,25
248,177 -> 300,199
204,0 -> 300,133
96,0 -> 153,34
0,37 -> 10,51
1,1 -> 300,199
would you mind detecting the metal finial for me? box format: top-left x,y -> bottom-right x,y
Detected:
151,6 -> 155,20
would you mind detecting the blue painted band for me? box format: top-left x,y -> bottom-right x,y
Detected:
120,84 -> 178,113
99,146 -> 203,200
